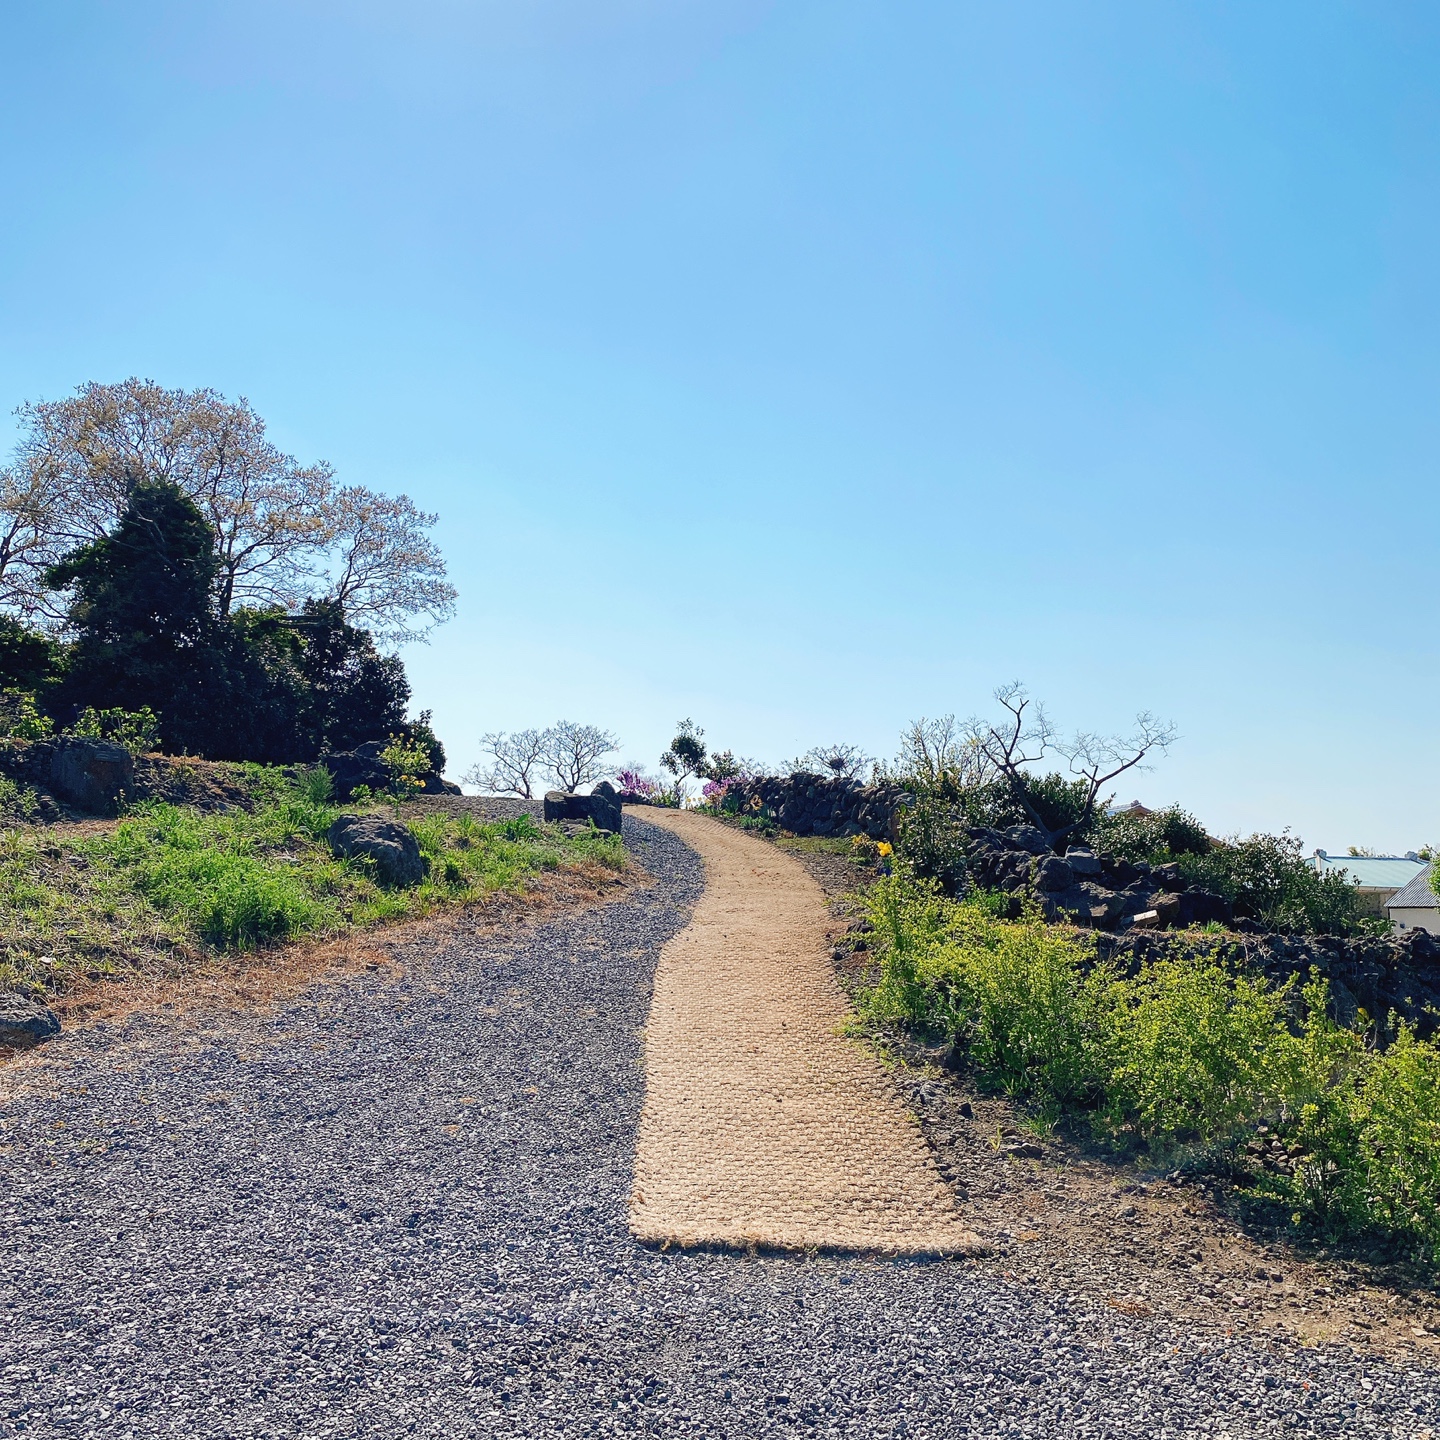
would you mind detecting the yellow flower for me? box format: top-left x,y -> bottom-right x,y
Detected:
876,841 -> 893,857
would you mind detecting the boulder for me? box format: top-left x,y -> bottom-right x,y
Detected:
1032,855 -> 1075,893
321,747 -> 392,800
1003,825 -> 1052,856
543,782 -> 622,834
0,990 -> 61,1049
322,743 -> 457,800
1150,892 -> 1185,927
327,814 -> 426,887
49,738 -> 134,814
1065,848 -> 1102,876
1177,888 -> 1231,927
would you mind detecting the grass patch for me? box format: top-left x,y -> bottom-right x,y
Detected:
856,872 -> 1440,1262
774,834 -> 857,857
0,778 -> 626,996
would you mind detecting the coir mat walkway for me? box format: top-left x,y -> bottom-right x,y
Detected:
629,808 -> 982,1256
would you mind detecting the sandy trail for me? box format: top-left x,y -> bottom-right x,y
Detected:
629,808 -> 982,1254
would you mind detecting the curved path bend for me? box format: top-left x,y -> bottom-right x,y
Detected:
632,808 -> 979,1254
0,812 -> 1431,1438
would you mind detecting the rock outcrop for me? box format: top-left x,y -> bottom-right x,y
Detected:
544,781 -> 622,834
965,825 -> 1232,932
49,738 -> 134,814
1097,924 -> 1440,1041
320,741 -> 461,801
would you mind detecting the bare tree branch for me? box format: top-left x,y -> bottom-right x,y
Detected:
968,682 -> 1175,845
464,729 -> 549,799
896,715 -> 998,789
543,720 -> 620,792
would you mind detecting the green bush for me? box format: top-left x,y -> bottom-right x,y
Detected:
1180,831 -> 1367,934
858,872 -> 1440,1257
892,795 -> 970,893
1092,960 -> 1288,1141
863,875 -> 1101,1105
0,774 -> 41,821
0,689 -> 54,741
69,705 -> 160,754
1091,804 -> 1212,863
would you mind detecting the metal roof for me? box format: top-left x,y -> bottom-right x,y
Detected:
1387,866 -> 1437,911
1306,854 -> 1429,890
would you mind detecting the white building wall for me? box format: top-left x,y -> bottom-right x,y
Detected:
1389,906 -> 1440,937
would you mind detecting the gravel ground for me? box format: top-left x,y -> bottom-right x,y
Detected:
2,815 -> 1437,1439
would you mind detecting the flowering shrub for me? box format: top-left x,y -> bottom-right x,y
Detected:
616,769 -> 658,797
701,772 -> 758,810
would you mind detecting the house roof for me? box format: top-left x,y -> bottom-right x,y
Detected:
1306,854 -> 1429,890
1387,866 -> 1437,911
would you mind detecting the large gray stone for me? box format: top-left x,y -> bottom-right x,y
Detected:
49,738 -> 134,814
543,783 -> 622,834
1065,848 -> 1102,876
1004,825 -> 1052,855
1032,855 -> 1074,892
327,814 -> 426,887
0,990 -> 60,1049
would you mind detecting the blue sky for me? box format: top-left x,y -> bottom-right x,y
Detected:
2,1 -> 1437,849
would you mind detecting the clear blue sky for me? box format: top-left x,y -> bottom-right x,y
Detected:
2,2 -> 1437,850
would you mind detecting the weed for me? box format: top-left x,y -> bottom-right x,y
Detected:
857,872 -> 1440,1259
0,779 -> 628,998
294,766 -> 335,805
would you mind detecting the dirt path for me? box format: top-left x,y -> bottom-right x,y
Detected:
629,808 -> 981,1254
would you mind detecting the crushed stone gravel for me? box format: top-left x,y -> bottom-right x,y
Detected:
1,813 -> 1436,1438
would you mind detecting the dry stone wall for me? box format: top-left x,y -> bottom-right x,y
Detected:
719,775 -> 911,841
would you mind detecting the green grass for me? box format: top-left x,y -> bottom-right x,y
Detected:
856,872 -> 1440,1261
0,778 -> 626,995
774,834 -> 857,856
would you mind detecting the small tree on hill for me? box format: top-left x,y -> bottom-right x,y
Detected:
660,718 -> 707,801
543,720 -> 620,792
970,682 -> 1176,848
466,721 -> 620,796
468,729 -> 548,798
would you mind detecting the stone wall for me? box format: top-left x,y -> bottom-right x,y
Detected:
719,774 -> 911,840
1097,924 -> 1440,1041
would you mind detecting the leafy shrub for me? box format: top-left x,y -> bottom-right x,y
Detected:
1092,960 -> 1288,1141
1091,804 -> 1212,863
1181,831 -> 1366,935
857,872 -> 1440,1257
380,734 -> 432,800
294,766 -> 335,805
862,875 -> 1101,1105
69,705 -> 160,754
0,689 -> 54,740
892,794 -> 970,893
0,774 -> 41,821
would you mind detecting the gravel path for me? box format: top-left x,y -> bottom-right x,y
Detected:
1,815 -> 1436,1438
